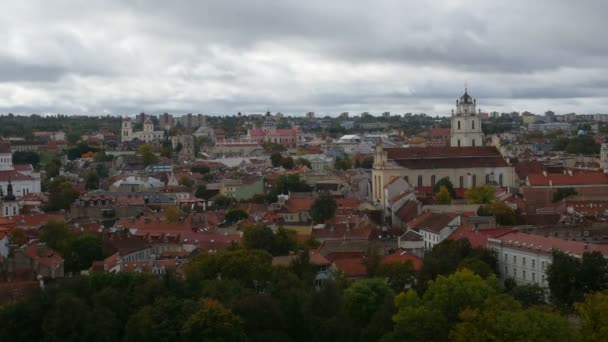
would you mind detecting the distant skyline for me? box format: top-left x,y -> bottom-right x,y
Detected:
1,1 -> 607,116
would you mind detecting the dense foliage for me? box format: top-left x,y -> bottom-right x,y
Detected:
1,236 -> 603,341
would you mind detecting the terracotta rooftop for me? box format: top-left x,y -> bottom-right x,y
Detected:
23,244 -> 64,268
380,250 -> 423,270
385,146 -> 509,169
407,211 -> 459,233
527,171 -> 608,186
489,231 -> 608,257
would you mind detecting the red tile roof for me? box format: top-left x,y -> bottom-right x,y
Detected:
23,244 -> 64,268
380,250 -> 423,270
489,231 -> 608,257
385,146 -> 509,169
325,252 -> 367,278
407,211 -> 459,233
0,170 -> 34,181
281,198 -> 314,213
449,226 -> 514,248
514,161 -> 545,179
527,171 -> 608,186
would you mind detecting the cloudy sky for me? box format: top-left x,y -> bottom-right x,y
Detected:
0,0 -> 607,116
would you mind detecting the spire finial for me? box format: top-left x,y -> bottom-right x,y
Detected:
465,81 -> 468,93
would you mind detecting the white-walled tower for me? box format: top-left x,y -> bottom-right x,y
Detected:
450,89 -> 485,147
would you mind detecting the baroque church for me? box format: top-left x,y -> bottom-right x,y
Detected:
121,117 -> 165,143
372,89 -> 516,206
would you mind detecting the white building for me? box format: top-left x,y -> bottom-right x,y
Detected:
406,211 -> 461,250
0,144 -> 41,197
450,89 -> 484,147
488,231 -> 608,288
121,117 -> 165,143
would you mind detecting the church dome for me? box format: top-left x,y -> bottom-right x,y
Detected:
459,89 -> 474,104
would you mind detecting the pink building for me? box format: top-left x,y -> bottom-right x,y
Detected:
248,120 -> 302,147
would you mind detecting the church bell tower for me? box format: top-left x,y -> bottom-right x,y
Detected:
450,88 -> 485,147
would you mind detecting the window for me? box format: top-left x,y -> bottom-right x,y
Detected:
472,139 -> 476,147
458,120 -> 461,130
522,270 -> 526,280
418,175 -> 423,187
457,139 -> 461,147
532,259 -> 536,269
472,174 -> 477,187
532,273 -> 536,282
499,174 -> 503,187
523,257 -> 526,267
472,120 -> 475,130
459,176 -> 464,188
504,253 -> 508,261
485,174 -> 490,184
431,175 -> 436,187
513,255 -> 517,263
513,268 -> 517,277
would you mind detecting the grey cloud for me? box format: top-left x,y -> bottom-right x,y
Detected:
0,0 -> 608,115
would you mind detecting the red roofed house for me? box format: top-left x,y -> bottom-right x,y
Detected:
406,211 -> 461,250
1,242 -> 64,281
523,170 -> 608,213
247,120 -> 303,147
488,231 -> 608,288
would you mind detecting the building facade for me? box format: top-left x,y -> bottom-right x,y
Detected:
121,118 -> 165,143
450,89 -> 484,147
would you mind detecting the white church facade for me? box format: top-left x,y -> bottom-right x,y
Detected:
0,144 -> 41,201
121,117 -> 165,143
371,89 -> 515,206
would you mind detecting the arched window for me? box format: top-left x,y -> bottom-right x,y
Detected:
499,174 -> 504,187
458,121 -> 461,130
431,175 -> 436,187
457,139 -> 461,147
418,175 -> 423,187
472,120 -> 475,130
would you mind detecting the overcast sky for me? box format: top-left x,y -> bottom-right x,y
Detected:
1,0 -> 607,116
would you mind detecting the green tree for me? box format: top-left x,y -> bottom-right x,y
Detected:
85,171 -> 100,190
270,153 -> 283,167
576,290 -> 608,342
95,163 -> 109,178
225,208 -> 249,222
433,177 -> 456,198
163,205 -> 180,222
434,186 -> 452,204
492,202 -> 518,225
547,250 -> 608,309
42,293 -> 89,342
281,156 -> 295,169
138,144 -> 158,167
266,174 -> 310,202
509,284 -> 547,307
12,151 -> 40,166
242,224 -> 275,253
9,228 -> 28,246
124,297 -> 197,342
40,220 -> 73,253
181,299 -> 247,342
272,227 -> 298,256
390,269 -> 499,342
465,185 -> 496,204
553,187 -> 578,202
45,157 -> 62,179
179,176 -> 194,188
376,261 -> 417,292
295,158 -> 311,168
191,165 -> 211,174
450,295 -> 580,342
194,185 -> 207,199
64,235 -> 104,272
334,155 -> 353,170
344,278 -> 394,340
310,192 -> 337,223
